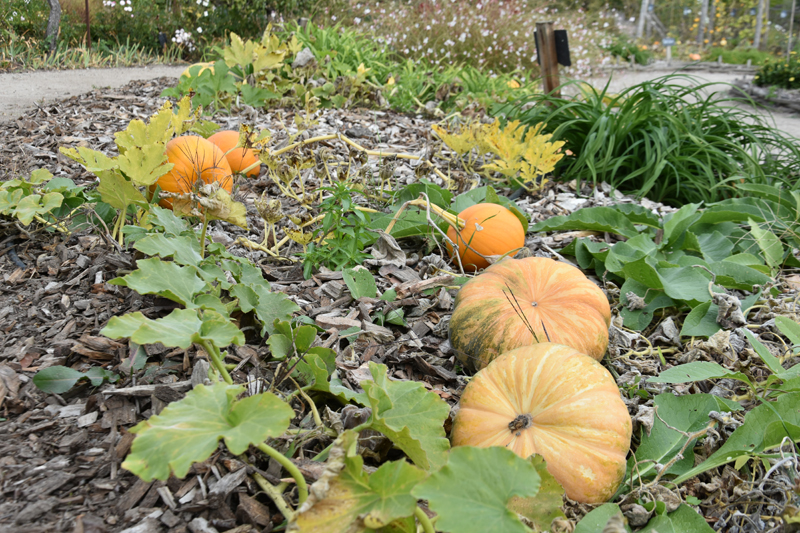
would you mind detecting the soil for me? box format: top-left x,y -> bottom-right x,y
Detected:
0,67 -> 797,533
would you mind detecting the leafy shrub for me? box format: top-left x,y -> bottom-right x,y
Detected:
705,46 -> 772,65
755,53 -> 800,90
601,35 -> 652,65
494,75 -> 800,205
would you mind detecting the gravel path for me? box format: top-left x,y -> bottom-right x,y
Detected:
1,63 -> 798,138
0,65 -> 185,123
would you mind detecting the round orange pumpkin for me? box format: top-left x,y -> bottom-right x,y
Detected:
449,256 -> 611,372
207,130 -> 260,178
451,343 -> 632,503
445,203 -> 525,271
152,136 -> 233,209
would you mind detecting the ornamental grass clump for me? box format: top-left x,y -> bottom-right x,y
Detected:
495,74 -> 800,205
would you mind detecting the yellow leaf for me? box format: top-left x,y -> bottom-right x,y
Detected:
431,123 -> 478,156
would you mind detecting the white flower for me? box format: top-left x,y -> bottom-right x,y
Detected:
354,17 -> 361,24
197,27 -> 203,33
203,10 -> 208,16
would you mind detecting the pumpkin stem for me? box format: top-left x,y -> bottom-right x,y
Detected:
199,211 -> 209,259
384,195 -> 466,235
508,414 -> 533,433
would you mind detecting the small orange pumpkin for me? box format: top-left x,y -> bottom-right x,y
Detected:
446,203 -> 525,271
152,136 -> 233,209
207,130 -> 260,178
449,256 -> 611,372
451,343 -> 632,503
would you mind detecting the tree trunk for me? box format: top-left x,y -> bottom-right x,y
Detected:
754,0 -> 765,48
45,0 -> 62,54
697,0 -> 709,45
636,0 -> 648,38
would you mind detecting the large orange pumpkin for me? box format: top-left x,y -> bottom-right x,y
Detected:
451,343 -> 632,503
445,203 -> 525,271
152,136 -> 233,209
207,130 -> 260,178
449,256 -> 610,372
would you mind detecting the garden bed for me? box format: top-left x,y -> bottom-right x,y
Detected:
0,74 -> 798,533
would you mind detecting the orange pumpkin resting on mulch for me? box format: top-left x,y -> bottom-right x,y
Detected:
450,342 -> 632,503
151,135 -> 233,209
445,202 -> 525,271
207,130 -> 260,178
448,256 -> 611,372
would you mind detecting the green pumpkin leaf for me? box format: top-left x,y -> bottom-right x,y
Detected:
110,258 -> 209,307
251,284 -> 301,336
749,218 -> 784,270
134,234 -> 203,266
412,446 -> 541,533
574,504 -> 630,533
529,206 -> 640,239
638,503 -> 715,533
295,349 -> 365,404
626,393 -> 740,488
102,308 -> 244,349
508,455 -> 566,529
361,363 -> 450,471
649,361 -> 753,388
122,381 -> 293,481
96,170 -> 148,211
290,431 -> 426,532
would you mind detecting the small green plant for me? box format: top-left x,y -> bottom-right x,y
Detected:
601,35 -> 652,65
0,168 -> 113,232
301,182 -> 374,278
755,53 -> 800,90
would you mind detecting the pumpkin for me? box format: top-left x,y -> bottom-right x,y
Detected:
207,130 -> 260,178
445,203 -> 525,271
151,135 -> 233,209
449,256 -> 610,372
450,342 -> 632,503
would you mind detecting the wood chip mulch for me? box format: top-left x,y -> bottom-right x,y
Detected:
0,77 -> 701,533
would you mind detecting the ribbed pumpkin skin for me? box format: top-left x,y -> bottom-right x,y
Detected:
152,136 -> 233,208
451,343 -> 632,503
207,130 -> 260,177
449,256 -> 610,372
446,203 -> 525,271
